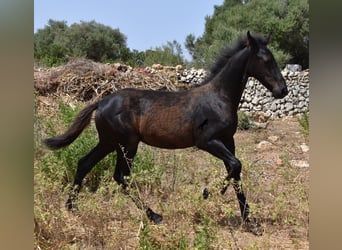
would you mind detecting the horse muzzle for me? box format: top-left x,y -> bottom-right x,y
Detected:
272,83 -> 288,99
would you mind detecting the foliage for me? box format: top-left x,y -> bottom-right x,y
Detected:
143,40 -> 184,67
65,21 -> 127,62
186,0 -> 309,69
39,101 -> 116,190
298,112 -> 309,138
34,20 -> 185,67
238,111 -> 252,130
34,20 -> 128,67
34,20 -> 70,66
193,212 -> 215,249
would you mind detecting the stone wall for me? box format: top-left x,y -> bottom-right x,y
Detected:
177,67 -> 309,118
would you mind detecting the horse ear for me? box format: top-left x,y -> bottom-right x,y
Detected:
246,31 -> 258,52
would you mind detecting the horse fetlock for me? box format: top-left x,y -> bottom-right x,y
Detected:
66,196 -> 78,211
202,188 -> 210,199
113,172 -> 127,186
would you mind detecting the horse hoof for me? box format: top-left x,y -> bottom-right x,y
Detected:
220,185 -> 228,195
243,218 -> 264,236
202,188 -> 209,199
146,208 -> 163,224
66,198 -> 73,210
66,198 -> 78,212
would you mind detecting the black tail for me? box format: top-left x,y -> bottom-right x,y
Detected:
43,102 -> 98,150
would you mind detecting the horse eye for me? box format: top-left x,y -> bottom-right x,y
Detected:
257,49 -> 271,64
263,55 -> 270,64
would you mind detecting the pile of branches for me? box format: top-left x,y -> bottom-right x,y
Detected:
34,58 -> 188,102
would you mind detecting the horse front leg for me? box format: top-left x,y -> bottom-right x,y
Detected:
224,164 -> 263,236
222,138 -> 263,236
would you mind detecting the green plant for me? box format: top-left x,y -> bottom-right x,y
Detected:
34,19 -> 128,66
142,40 -> 184,66
194,211 -> 215,250
40,101 -> 116,190
238,111 -> 252,130
187,0 -> 309,69
138,223 -> 162,249
298,112 -> 309,138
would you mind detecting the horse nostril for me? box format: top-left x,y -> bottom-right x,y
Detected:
282,87 -> 288,97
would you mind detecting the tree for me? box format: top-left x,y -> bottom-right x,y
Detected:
34,20 -> 128,66
143,40 -> 184,66
185,34 -> 197,58
65,21 -> 127,62
34,20 -> 69,66
186,0 -> 309,69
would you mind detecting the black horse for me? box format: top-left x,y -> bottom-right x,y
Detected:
44,31 -> 288,235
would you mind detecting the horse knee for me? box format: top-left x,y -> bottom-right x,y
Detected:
229,158 -> 242,176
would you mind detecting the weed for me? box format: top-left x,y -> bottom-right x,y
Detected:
297,112 -> 309,138
138,223 -> 162,249
40,101 -> 116,189
238,111 -> 252,130
193,211 -> 215,250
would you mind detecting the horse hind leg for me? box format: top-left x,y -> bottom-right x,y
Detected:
66,142 -> 114,210
198,137 -> 263,235
113,143 -> 163,224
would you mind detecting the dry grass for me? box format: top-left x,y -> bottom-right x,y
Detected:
34,96 -> 309,249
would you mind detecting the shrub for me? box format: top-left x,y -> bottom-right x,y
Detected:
238,111 -> 252,130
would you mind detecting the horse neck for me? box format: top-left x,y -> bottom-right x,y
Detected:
212,48 -> 250,111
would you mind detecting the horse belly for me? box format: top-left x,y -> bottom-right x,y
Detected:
140,112 -> 194,149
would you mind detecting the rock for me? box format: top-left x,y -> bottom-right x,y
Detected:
290,160 -> 309,168
252,97 -> 259,105
275,155 -> 283,165
268,135 -> 279,142
152,64 -> 163,70
286,64 -> 302,72
256,140 -> 273,150
244,94 -> 252,103
252,121 -> 268,129
270,103 -> 277,111
285,103 -> 294,111
175,65 -> 183,71
300,143 -> 309,153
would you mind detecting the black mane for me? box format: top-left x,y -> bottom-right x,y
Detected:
200,33 -> 268,85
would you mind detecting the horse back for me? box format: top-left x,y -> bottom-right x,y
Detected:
97,88 -> 196,149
